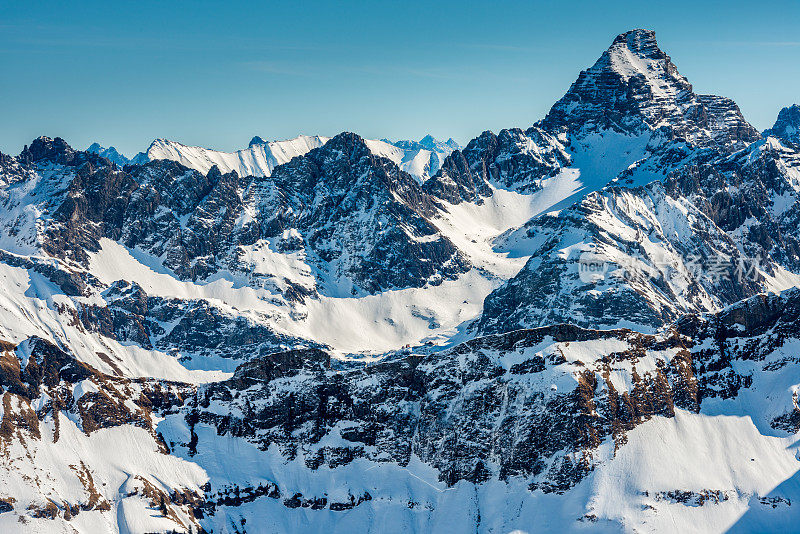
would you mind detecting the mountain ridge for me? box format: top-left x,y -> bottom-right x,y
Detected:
86,133 -> 462,183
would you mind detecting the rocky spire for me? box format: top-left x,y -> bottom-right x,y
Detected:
20,136 -> 77,165
541,29 -> 759,150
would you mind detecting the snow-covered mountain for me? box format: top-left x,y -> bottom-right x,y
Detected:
133,134 -> 459,183
764,104 -> 800,147
383,135 -> 461,180
2,28 -> 800,533
540,29 -> 758,149
479,135 -> 800,334
140,135 -> 328,179
86,142 -> 131,167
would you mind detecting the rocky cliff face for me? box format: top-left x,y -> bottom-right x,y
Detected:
423,127 -> 570,203
251,132 -> 469,295
2,289 -> 800,531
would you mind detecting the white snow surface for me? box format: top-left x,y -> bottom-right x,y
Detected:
0,260 -> 227,383
144,135 -> 329,178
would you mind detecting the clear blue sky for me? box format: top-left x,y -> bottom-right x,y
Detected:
1,0 -> 799,157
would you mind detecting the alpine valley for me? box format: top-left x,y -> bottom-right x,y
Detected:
2,29 -> 800,533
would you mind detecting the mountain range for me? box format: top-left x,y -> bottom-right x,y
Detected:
1,28 -> 800,533
87,134 -> 460,184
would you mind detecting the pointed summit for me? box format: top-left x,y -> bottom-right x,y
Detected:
604,28 -> 681,81
611,28 -> 661,57
419,134 -> 438,148
541,29 -> 758,150
86,142 -> 130,166
249,135 -> 266,147
20,136 -> 76,165
764,104 -> 800,146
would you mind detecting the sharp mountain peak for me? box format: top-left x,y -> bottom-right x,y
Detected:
764,104 -> 800,146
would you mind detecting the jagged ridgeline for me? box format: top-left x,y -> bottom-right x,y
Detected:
0,29 -> 799,533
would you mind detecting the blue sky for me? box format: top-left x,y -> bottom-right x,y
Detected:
1,0 -> 799,156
